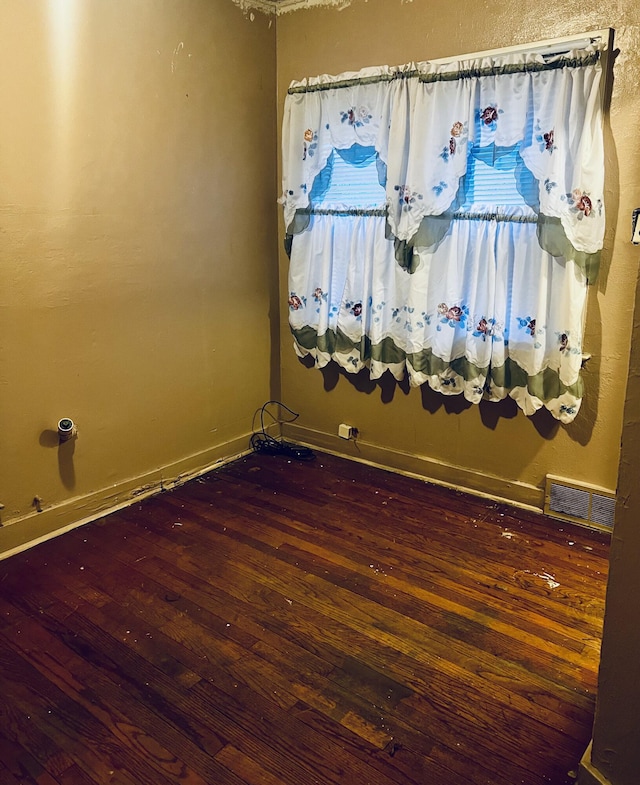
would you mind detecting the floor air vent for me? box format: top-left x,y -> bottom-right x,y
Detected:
544,476 -> 616,531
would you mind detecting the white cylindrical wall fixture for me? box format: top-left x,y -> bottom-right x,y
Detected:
57,418 -> 77,442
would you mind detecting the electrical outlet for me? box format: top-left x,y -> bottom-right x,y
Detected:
338,423 -> 357,439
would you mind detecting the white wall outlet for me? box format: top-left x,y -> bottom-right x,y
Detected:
338,423 -> 357,439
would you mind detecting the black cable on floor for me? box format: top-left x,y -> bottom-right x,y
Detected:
250,401 -> 315,461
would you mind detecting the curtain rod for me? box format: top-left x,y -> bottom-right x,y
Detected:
288,49 -> 603,95
287,29 -> 612,95
427,29 -> 610,64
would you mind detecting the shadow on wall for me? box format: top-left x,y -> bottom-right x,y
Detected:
567,293 -> 601,449
39,429 -> 77,491
302,354 -> 595,444
552,47 -> 621,451
595,45 -> 621,300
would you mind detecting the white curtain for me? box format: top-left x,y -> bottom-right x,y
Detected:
281,44 -> 605,423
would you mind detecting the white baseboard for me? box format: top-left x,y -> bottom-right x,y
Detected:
0,422 -> 554,561
0,433 -> 253,561
578,742 -> 613,785
282,423 -> 544,512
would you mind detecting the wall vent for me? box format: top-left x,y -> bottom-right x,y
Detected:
544,476 -> 616,531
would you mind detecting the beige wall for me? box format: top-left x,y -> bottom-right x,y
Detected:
275,0 -> 639,509
0,0 -> 278,554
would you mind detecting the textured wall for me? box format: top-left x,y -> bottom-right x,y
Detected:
276,0 -> 639,507
0,0 -> 278,552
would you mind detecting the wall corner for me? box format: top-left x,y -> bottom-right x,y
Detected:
578,742 -> 614,785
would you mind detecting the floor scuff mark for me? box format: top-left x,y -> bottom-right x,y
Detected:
513,569 -> 560,590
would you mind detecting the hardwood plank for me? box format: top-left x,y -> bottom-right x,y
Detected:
0,614 -> 226,771
95,508 -> 592,776
215,744 -> 289,785
199,465 -> 607,610
151,517 -> 594,712
83,494 -> 598,753
0,761 -> 24,785
163,490 -> 602,674
77,542 -> 573,783
0,731 -> 65,785
57,765 -> 101,785
0,450 -> 609,785
166,476 -> 606,655
0,657 -> 139,785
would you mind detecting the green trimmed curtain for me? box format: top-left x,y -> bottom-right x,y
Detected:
281,43 -> 605,422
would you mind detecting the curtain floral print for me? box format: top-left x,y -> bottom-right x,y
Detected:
281,45 -> 605,423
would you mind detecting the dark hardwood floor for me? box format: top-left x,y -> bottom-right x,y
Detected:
0,450 -> 610,785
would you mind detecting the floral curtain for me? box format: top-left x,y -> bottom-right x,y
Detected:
281,43 -> 605,423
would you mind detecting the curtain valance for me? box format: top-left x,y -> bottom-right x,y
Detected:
282,44 -> 605,258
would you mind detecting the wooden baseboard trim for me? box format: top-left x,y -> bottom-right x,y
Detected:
0,433 -> 253,561
282,423 -> 544,513
578,743 -> 613,785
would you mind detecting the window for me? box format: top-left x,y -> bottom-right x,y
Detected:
281,33 -> 608,422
